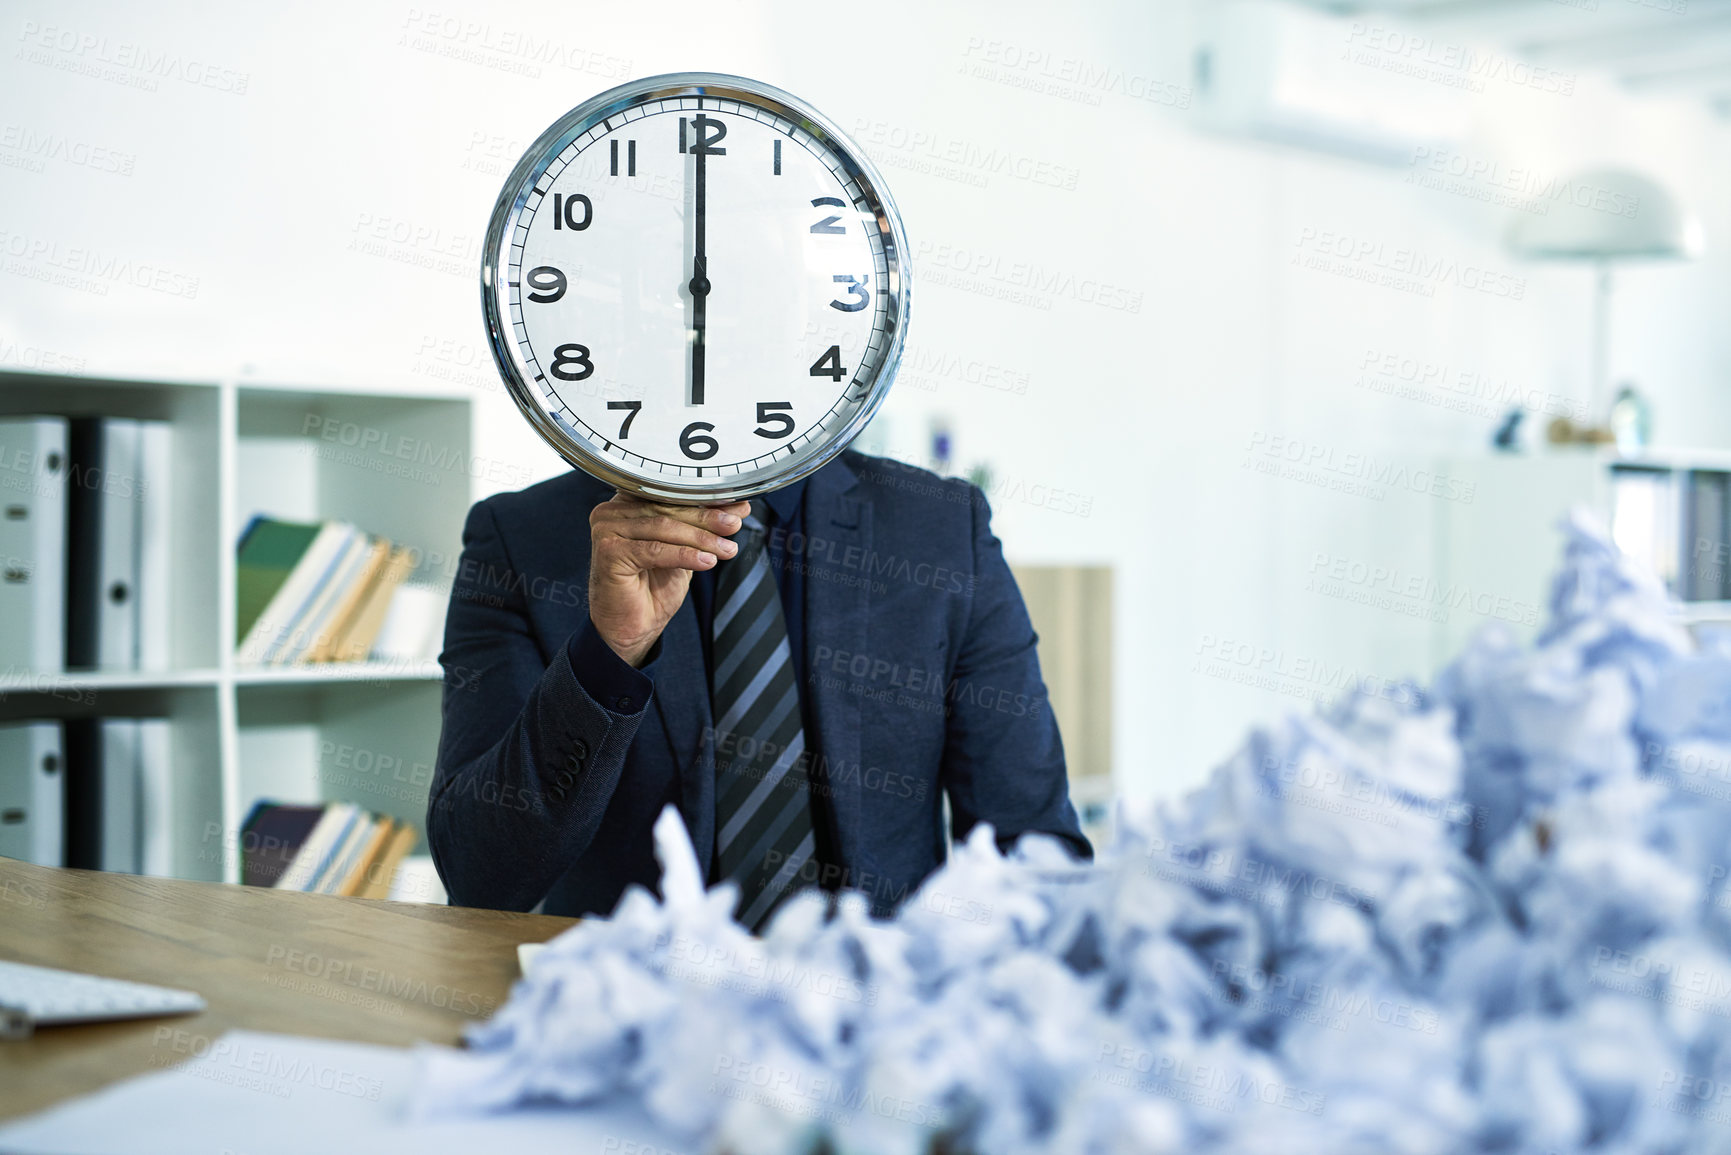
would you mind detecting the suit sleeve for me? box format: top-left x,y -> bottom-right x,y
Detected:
940,486 -> 1093,860
428,498 -> 655,910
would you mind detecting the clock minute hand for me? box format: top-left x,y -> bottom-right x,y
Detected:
688,128 -> 710,407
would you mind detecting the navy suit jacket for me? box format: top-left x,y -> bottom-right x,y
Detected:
428,450 -> 1090,919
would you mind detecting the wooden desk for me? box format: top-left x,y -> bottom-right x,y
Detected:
0,858 -> 576,1120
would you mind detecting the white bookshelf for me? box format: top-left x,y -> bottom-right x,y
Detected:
0,369 -> 473,887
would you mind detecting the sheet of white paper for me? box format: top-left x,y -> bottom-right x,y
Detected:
0,1030 -> 696,1155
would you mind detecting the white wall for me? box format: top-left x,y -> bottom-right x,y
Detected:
4,0 -> 1729,799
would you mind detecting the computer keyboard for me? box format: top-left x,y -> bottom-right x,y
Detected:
0,958 -> 205,1040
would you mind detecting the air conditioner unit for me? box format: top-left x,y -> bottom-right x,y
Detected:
1190,0 -> 1470,165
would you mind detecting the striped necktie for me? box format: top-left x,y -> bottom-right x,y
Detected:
710,513 -> 816,931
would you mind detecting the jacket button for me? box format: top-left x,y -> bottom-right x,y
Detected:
557,771 -> 575,790
573,738 -> 591,760
566,753 -> 580,772
549,785 -> 566,802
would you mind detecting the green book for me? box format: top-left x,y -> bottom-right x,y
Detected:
235,517 -> 323,645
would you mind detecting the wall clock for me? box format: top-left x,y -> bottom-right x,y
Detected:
482,72 -> 911,503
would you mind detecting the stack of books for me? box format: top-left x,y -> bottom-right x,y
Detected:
239,800 -> 417,897
235,517 -> 439,666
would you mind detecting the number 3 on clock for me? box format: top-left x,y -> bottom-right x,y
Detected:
829,275 -> 870,313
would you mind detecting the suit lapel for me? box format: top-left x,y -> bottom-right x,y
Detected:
651,594 -> 715,871
803,457 -> 870,874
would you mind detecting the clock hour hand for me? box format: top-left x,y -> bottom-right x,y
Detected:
689,253 -> 708,407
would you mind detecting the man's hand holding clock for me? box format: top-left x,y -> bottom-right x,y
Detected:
587,495 -> 748,668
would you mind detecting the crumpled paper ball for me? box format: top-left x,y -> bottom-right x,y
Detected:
412,511 -> 1731,1155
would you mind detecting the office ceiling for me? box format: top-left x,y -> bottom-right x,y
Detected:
1288,0 -> 1731,117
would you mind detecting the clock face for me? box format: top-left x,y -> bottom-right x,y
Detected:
482,73 -> 911,503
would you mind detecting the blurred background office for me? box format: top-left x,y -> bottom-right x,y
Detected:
2,0 -> 1727,894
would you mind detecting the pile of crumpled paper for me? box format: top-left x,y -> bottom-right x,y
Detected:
413,513 -> 1731,1154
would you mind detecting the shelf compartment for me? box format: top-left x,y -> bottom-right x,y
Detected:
234,680 -> 444,862
0,370 -> 225,671
233,388 -> 473,590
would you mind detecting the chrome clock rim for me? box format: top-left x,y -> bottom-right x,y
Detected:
481,71 -> 912,505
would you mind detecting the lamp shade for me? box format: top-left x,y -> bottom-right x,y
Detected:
1507,168 -> 1703,260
